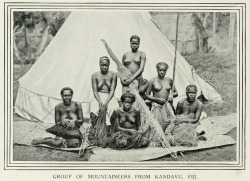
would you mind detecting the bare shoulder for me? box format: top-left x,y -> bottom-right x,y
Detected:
149,77 -> 157,83
178,98 -> 186,105
92,71 -> 99,77
73,101 -> 82,107
123,51 -> 130,57
114,107 -> 121,113
139,50 -> 146,57
133,107 -> 140,114
55,103 -> 63,109
165,77 -> 173,82
196,99 -> 203,107
109,71 -> 117,76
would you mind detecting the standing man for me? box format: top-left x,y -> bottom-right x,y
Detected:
32,87 -> 84,148
145,62 -> 178,131
90,56 -> 119,126
122,35 -> 148,99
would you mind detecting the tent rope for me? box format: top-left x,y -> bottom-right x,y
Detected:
14,125 -> 38,144
14,107 -> 56,144
13,93 -> 38,109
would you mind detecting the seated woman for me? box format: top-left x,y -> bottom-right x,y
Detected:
108,92 -> 149,150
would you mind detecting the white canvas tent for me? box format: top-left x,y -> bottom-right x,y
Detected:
15,11 -> 222,123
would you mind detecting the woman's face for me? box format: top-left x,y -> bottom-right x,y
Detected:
122,98 -> 134,111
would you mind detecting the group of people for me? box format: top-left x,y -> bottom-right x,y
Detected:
32,35 -> 204,150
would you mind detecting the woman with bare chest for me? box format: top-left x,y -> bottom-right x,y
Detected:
108,92 -> 149,149
146,62 -> 178,131
121,35 -> 148,99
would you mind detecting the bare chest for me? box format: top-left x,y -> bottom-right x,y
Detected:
124,53 -> 141,66
182,101 -> 198,114
153,79 -> 171,92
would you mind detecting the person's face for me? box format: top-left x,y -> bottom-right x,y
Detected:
100,60 -> 109,73
130,39 -> 140,51
157,65 -> 167,78
62,90 -> 73,105
122,98 -> 134,111
186,87 -> 197,102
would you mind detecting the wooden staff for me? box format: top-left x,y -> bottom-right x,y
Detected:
172,12 -> 179,91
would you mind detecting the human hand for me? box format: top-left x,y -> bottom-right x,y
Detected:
67,120 -> 76,128
98,101 -> 103,108
168,93 -> 174,102
123,77 -> 133,86
170,117 -> 179,125
157,98 -> 167,105
102,101 -> 109,109
129,129 -> 138,135
61,119 -> 70,126
61,119 -> 75,128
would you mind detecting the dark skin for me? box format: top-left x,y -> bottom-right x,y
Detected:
55,90 -> 84,127
114,98 -> 143,135
32,89 -> 84,148
146,65 -> 178,105
113,97 -> 148,147
122,38 -> 146,86
176,87 -> 203,124
91,59 -> 117,109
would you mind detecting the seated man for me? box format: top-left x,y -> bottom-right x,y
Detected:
175,84 -> 203,124
145,62 -> 178,131
165,85 -> 206,146
108,92 -> 149,149
32,87 -> 84,148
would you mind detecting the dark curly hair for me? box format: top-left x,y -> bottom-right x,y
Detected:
60,87 -> 73,95
130,35 -> 140,43
121,92 -> 136,102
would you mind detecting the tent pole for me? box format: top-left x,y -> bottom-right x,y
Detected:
172,12 -> 179,90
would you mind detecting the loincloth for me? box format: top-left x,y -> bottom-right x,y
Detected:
90,92 -> 119,125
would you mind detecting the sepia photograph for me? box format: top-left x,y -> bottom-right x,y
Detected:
2,1 -> 246,175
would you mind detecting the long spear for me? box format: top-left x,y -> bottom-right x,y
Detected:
172,12 -> 179,90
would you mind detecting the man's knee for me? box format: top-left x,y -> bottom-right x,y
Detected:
47,138 -> 63,147
67,139 -> 81,148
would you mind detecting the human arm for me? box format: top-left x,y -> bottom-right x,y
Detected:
91,73 -> 102,107
168,78 -> 178,102
75,102 -> 84,127
122,53 -> 126,66
175,101 -> 183,116
135,110 -> 143,133
114,110 -> 138,135
123,52 -> 146,85
145,79 -> 167,105
176,102 -> 204,124
103,73 -> 117,108
54,105 -> 61,124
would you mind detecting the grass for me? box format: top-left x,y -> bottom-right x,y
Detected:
13,51 -> 237,161
184,51 -> 237,116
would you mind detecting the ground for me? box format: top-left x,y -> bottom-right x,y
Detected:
13,51 -> 237,161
